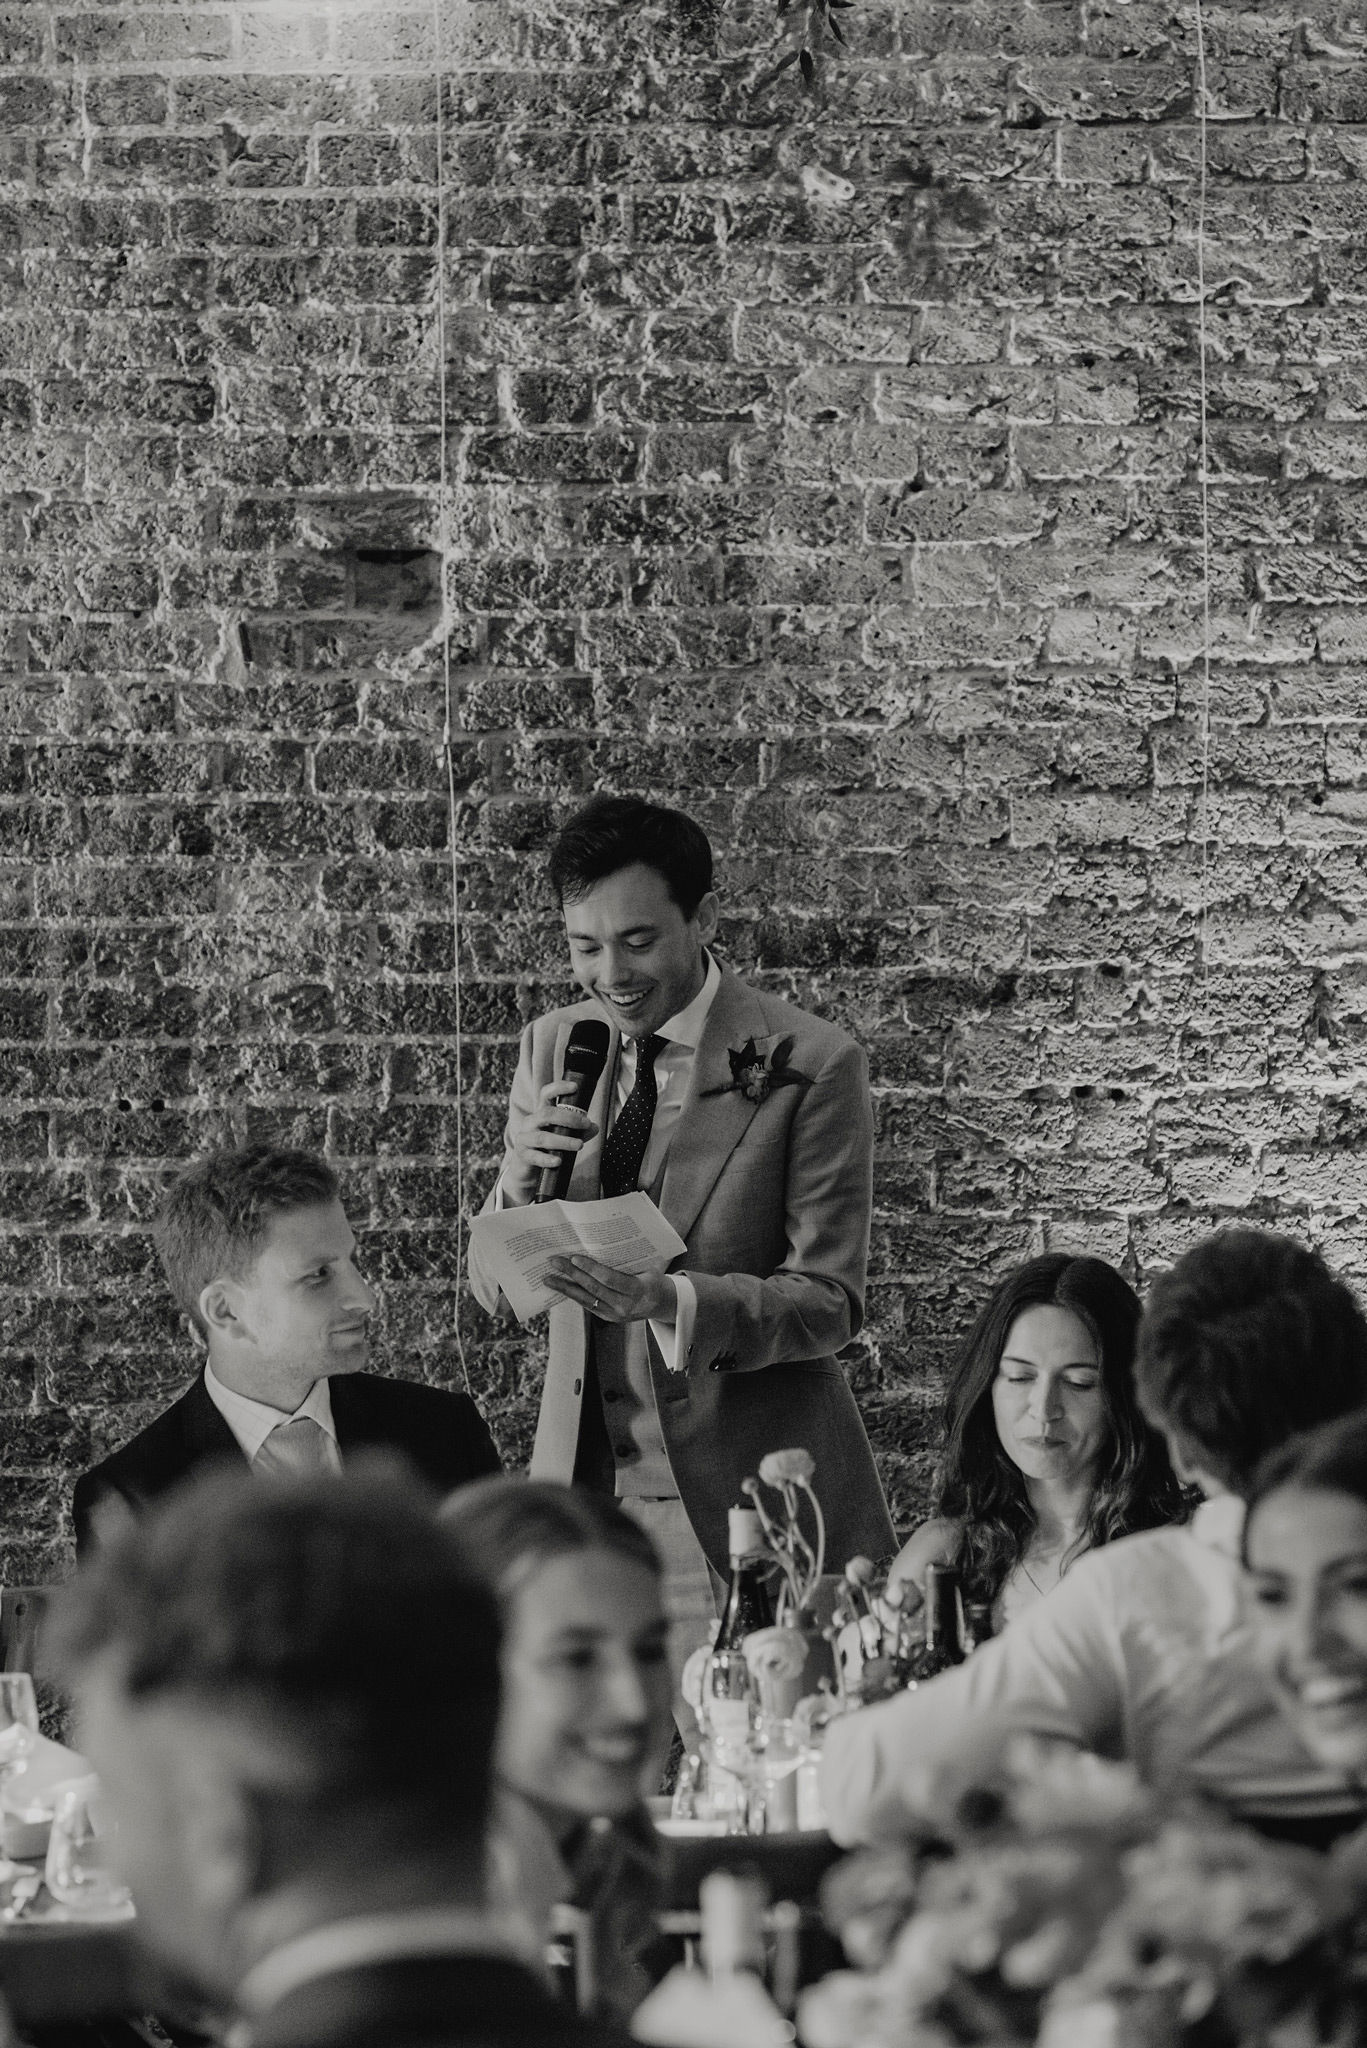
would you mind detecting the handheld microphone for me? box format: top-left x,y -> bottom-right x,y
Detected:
535,1018 -> 612,1204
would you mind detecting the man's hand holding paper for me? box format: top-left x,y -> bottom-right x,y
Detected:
468,1191 -> 686,1326
541,1249 -> 674,1325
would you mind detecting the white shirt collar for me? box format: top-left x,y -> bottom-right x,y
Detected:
642,951 -> 721,1054
234,1908 -> 521,2021
204,1362 -> 338,1463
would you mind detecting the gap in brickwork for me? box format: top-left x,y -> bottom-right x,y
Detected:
349,548 -> 442,613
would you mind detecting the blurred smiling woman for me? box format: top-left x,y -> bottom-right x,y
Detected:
440,1477 -> 673,2026
1243,1408 -> 1367,1788
891,1254 -> 1187,1629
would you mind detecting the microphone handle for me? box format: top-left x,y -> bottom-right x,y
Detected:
535,1069 -> 600,1203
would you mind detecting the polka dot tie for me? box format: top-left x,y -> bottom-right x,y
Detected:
599,1035 -> 665,1199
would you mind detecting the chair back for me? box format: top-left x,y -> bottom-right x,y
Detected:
0,1588 -> 53,1678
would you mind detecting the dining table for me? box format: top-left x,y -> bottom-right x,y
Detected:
0,1732 -> 157,2044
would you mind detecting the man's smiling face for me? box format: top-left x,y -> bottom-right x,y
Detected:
562,861 -> 718,1041
201,1200 -> 375,1410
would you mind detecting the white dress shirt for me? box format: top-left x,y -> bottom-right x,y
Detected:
204,1362 -> 343,1474
615,952 -> 721,1189
615,952 -> 720,1369
821,1495 -> 1360,1844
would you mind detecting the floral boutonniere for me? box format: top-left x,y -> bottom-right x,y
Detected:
703,1033 -> 812,1106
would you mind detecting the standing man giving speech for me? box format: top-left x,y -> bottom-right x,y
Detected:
469,796 -> 894,1685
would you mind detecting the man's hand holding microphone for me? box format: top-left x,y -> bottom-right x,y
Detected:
503,1019 -> 674,1325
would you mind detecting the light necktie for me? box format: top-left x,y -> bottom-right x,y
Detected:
252,1414 -> 333,1478
599,1035 -> 665,1199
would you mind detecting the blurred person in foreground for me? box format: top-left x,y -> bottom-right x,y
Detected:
441,1478 -> 674,2028
74,1145 -> 501,1556
822,1229 -> 1367,1849
52,1466 -> 622,2048
888,1254 -> 1186,1630
1243,1405 -> 1367,1794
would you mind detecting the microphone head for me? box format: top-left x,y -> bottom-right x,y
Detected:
562,1018 -> 612,1082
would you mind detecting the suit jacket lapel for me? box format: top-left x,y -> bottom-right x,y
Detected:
327,1374 -> 369,1452
180,1373 -> 247,1466
659,968 -> 767,1245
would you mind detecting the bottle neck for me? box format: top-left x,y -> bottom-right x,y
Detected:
924,1570 -> 962,1655
729,1550 -> 767,1576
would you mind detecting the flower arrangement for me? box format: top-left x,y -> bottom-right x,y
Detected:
799,1742 -> 1362,2048
827,1556 -> 922,1704
742,1448 -> 826,1622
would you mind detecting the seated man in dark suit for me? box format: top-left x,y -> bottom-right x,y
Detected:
54,1466 -> 624,2048
74,1144 -> 501,1556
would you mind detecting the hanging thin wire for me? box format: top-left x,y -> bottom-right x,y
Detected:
432,0 -> 474,1397
1192,0 -> 1214,970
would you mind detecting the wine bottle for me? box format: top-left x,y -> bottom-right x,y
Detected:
714,1504 -> 775,1649
906,1561 -> 966,1681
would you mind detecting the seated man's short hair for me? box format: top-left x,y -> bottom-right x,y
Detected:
153,1145 -> 341,1334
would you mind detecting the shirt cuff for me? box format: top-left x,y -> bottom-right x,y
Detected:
649,1274 -> 695,1375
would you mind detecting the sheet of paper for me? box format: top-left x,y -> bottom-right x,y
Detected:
469,1191 -> 687,1325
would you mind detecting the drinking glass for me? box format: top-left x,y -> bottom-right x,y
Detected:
699,1654 -> 809,1834
699,1650 -> 757,1832
733,1716 -> 806,1835
44,1777 -> 133,1918
0,1675 -> 39,1879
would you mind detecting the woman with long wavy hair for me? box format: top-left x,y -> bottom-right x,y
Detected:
890,1253 -> 1188,1629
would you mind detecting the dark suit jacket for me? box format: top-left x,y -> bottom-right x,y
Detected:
73,1371 -> 502,1558
252,1952 -> 627,2048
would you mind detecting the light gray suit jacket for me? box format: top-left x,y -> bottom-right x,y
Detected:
468,964 -> 896,1577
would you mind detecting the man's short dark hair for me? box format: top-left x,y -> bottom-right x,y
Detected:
53,1466 -> 501,1866
547,795 -> 713,918
154,1146 -> 340,1334
1245,1405 -> 1367,1542
1135,1228 -> 1367,1496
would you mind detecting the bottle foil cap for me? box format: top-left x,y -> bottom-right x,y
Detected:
727,1504 -> 765,1559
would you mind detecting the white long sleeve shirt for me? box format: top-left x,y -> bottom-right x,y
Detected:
821,1496 -> 1360,1844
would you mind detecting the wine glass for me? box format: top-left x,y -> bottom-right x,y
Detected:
734,1716 -> 807,1835
0,1675 -> 39,1880
44,1777 -> 133,1919
699,1654 -> 807,1834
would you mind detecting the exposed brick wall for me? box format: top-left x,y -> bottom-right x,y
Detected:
4,0 -> 1367,1580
